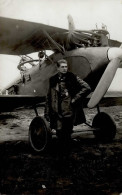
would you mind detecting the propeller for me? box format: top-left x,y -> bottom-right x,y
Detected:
67,15 -> 75,34
67,15 -> 100,48
87,58 -> 122,108
67,15 -> 87,43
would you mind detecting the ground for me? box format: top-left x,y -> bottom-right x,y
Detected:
0,106 -> 122,195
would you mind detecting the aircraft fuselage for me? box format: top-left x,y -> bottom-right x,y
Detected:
4,47 -> 122,97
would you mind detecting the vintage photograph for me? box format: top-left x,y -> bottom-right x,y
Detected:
0,0 -> 122,194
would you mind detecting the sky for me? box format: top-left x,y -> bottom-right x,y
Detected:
0,0 -> 122,90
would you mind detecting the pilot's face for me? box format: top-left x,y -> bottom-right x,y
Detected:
58,62 -> 68,74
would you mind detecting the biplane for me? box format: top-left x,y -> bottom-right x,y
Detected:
0,15 -> 122,152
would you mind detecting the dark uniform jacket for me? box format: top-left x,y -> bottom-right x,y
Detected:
45,72 -> 91,129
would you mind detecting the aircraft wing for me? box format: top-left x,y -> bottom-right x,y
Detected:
0,17 -> 68,55
1,93 -> 121,113
1,16 -> 121,56
0,95 -> 45,112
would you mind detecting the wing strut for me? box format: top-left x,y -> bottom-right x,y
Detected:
43,31 -> 65,54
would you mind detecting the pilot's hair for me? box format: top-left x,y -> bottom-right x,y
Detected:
56,59 -> 67,67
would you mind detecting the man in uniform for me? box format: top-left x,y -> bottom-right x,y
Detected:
44,59 -> 91,141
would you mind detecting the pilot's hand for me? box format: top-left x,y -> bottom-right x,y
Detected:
71,98 -> 75,104
71,97 -> 80,104
71,97 -> 81,107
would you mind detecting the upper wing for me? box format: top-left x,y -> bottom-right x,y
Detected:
1,16 -> 121,56
0,17 -> 67,55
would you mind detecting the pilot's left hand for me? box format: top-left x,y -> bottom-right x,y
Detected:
71,98 -> 75,104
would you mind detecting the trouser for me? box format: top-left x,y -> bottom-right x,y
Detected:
56,116 -> 74,141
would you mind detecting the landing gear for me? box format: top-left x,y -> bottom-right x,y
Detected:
29,116 -> 52,152
92,112 -> 116,142
29,105 -> 117,152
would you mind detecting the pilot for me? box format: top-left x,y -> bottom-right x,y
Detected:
44,59 -> 91,141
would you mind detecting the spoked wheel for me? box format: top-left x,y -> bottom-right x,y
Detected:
29,116 -> 52,152
92,112 -> 116,142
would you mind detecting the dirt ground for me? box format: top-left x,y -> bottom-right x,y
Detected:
0,106 -> 122,195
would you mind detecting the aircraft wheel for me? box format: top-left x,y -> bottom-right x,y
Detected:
29,116 -> 52,152
92,112 -> 116,142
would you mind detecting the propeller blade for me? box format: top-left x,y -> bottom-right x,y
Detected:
87,58 -> 122,108
67,15 -> 75,33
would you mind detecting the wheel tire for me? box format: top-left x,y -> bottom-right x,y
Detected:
92,112 -> 116,142
29,116 -> 52,152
